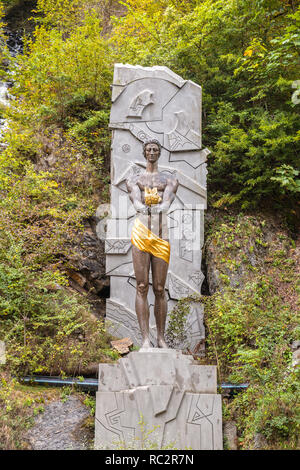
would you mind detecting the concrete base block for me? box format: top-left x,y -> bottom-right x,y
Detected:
95,349 -> 222,450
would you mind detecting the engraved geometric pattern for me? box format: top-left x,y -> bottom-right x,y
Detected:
95,350 -> 222,450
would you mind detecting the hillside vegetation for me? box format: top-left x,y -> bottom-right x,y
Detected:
0,0 -> 299,450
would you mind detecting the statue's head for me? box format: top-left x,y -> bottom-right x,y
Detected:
143,139 -> 161,162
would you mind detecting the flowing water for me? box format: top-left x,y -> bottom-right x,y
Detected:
0,29 -> 23,145
0,82 -> 10,145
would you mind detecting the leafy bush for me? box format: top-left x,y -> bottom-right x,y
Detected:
4,6 -> 113,168
202,211 -> 300,449
231,372 -> 299,449
0,373 -> 60,450
0,1 -> 114,379
111,0 -> 300,215
0,238 -> 115,376
0,4 -> 8,74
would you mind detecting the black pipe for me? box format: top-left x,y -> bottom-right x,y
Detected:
20,375 -> 98,392
19,375 -> 249,395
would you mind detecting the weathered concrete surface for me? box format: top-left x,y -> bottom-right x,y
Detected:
95,349 -> 222,450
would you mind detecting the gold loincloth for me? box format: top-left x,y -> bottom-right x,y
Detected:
131,218 -> 170,264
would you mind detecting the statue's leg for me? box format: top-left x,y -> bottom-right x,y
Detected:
132,245 -> 151,348
151,255 -> 169,348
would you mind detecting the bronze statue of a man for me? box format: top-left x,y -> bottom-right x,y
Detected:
126,140 -> 178,348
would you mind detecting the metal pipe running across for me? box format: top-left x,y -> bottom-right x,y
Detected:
19,375 -> 249,395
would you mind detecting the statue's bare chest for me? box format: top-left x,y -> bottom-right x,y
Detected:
136,173 -> 167,192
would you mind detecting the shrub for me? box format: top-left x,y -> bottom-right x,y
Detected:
0,238 -> 115,376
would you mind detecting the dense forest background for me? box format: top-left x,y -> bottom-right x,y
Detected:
0,0 -> 299,450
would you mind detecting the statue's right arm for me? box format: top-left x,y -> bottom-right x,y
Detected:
126,177 -> 148,214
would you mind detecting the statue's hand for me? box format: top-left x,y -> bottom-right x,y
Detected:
137,206 -> 149,215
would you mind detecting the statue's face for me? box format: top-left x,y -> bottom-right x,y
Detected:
145,143 -> 160,163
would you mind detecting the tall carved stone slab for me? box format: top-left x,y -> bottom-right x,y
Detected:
95,349 -> 222,450
102,64 -> 208,350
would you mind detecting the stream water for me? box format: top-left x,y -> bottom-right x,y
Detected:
0,82 -> 10,141
0,29 -> 23,144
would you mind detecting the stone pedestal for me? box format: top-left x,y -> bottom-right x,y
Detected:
95,349 -> 222,450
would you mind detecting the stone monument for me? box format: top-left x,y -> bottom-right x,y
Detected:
94,64 -> 223,450
101,63 -> 209,351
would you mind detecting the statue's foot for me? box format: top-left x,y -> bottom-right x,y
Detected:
141,339 -> 151,349
157,338 -> 169,349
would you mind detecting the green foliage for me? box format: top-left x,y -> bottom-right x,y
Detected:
204,278 -> 297,380
0,0 -> 299,451
0,237 -> 114,376
10,10 -> 112,125
271,164 -> 300,193
3,5 -> 113,170
111,0 -> 300,215
166,294 -> 200,349
83,394 -> 96,416
165,297 -> 190,348
0,0 -> 115,381
0,3 -> 9,77
232,371 -> 299,449
0,374 -> 61,450
0,132 -> 103,269
202,211 -> 300,449
34,0 -> 90,31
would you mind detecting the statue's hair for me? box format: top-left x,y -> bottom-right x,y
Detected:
143,139 -> 161,158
